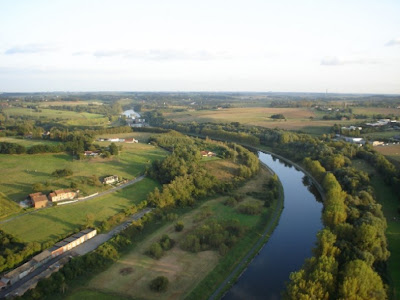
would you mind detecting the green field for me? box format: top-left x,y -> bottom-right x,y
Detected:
0,136 -> 61,147
2,107 -> 109,126
0,193 -> 21,219
0,142 -> 166,202
352,159 -> 400,298
0,178 -> 158,244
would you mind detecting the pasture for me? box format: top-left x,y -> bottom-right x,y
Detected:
0,143 -> 167,202
0,178 -> 159,244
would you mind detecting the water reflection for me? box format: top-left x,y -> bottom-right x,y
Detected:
222,152 -> 323,300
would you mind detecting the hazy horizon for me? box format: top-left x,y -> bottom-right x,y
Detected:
1,0 -> 399,94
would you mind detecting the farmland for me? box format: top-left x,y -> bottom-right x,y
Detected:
0,140 -> 167,202
164,107 -> 357,135
0,178 -> 159,244
2,107 -> 109,126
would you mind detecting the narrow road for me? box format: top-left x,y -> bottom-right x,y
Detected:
0,175 -> 146,225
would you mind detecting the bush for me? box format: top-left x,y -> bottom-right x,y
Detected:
175,221 -> 184,232
150,276 -> 169,292
237,202 -> 263,215
160,234 -> 175,250
147,243 -> 163,259
224,197 -> 237,207
52,168 -> 73,178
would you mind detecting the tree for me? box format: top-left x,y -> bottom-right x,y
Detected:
150,276 -> 169,292
109,142 -> 119,155
175,221 -> 184,232
338,260 -> 386,300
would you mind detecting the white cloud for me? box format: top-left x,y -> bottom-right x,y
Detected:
385,38 -> 400,46
4,44 -> 58,55
321,56 -> 381,66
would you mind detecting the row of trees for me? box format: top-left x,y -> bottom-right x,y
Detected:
286,157 -> 389,299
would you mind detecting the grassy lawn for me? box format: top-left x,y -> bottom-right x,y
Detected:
0,143 -> 167,202
0,136 -> 61,147
0,193 -> 21,219
65,290 -> 130,300
352,159 -> 400,299
0,178 -> 159,244
67,167 -> 274,300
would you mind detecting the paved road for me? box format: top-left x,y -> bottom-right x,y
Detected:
0,175 -> 146,225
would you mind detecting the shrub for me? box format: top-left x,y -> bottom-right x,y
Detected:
175,221 -> 184,232
52,168 -> 73,178
150,276 -> 169,292
237,202 -> 263,215
147,243 -> 163,259
224,197 -> 237,207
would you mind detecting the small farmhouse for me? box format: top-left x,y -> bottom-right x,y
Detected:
200,150 -> 216,157
29,192 -> 49,209
84,151 -> 99,157
103,175 -> 118,184
48,189 -> 77,202
125,138 -> 138,143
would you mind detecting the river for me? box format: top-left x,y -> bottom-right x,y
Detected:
222,152 -> 323,300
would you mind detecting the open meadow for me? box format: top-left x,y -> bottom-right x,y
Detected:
0,178 -> 159,244
67,167 -> 274,300
0,141 -> 167,202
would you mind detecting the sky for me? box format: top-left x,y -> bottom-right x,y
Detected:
0,0 -> 399,93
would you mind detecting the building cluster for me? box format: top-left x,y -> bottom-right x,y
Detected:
365,119 -> 398,127
0,229 -> 96,290
29,189 -> 77,209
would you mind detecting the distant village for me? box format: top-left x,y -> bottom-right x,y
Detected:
335,118 -> 400,146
